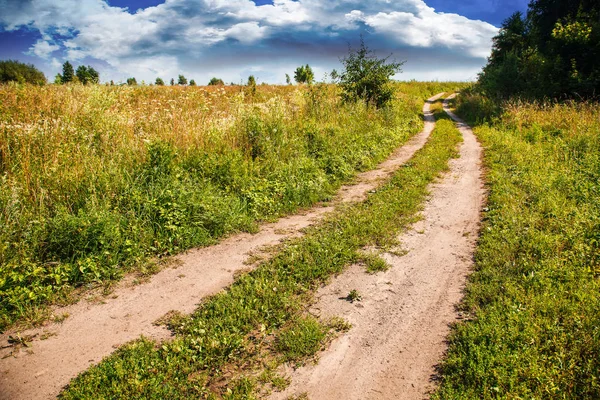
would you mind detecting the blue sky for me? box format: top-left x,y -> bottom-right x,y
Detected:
0,0 -> 528,84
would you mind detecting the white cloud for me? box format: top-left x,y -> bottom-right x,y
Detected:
28,39 -> 60,58
362,8 -> 498,58
0,0 -> 498,82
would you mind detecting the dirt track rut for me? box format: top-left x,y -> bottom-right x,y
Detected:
0,94 -> 444,400
271,94 -> 485,400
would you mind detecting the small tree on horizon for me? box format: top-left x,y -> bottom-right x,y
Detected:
155,77 -> 164,85
247,75 -> 257,95
75,65 -> 98,84
76,65 -> 88,83
178,74 -> 187,85
126,77 -> 137,86
170,78 -> 175,86
189,79 -> 196,86
208,77 -> 224,86
88,67 -> 99,84
294,64 -> 314,84
285,73 -> 292,85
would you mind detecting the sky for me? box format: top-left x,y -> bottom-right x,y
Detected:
0,0 -> 529,84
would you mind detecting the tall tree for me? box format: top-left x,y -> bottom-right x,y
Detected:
477,0 -> 600,99
178,74 -> 187,85
62,61 -> 74,83
76,65 -> 89,84
88,67 -> 99,84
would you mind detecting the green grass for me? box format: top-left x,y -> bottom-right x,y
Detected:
59,93 -> 463,399
275,316 -> 328,362
433,95 -> 600,399
0,81 -> 466,329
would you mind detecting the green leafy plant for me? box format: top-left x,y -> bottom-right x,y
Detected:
346,289 -> 362,303
337,37 -> 405,108
294,64 -> 314,85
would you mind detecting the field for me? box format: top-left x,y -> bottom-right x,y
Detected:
0,82 -> 457,329
3,80 -> 598,399
58,91 -> 464,399
433,95 -> 600,398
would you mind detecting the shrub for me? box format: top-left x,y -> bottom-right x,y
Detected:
208,77 -> 224,86
294,64 -> 314,84
337,37 -> 404,108
0,59 -> 47,85
61,61 -> 74,84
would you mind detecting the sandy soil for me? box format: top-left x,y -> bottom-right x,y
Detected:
271,94 -> 485,400
0,93 -> 444,400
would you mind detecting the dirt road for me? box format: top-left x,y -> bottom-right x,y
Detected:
0,94 -> 444,400
272,94 -> 485,400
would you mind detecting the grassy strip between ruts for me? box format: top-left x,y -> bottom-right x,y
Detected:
59,97 -> 462,399
433,94 -> 600,399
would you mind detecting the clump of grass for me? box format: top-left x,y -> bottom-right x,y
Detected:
345,289 -> 362,303
433,95 -> 600,399
276,316 -> 328,363
360,252 -> 391,273
222,377 -> 256,400
59,96 -> 463,399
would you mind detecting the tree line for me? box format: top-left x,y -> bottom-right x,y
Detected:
0,40 -> 403,108
55,61 -> 99,84
478,0 -> 599,99
0,60 -> 47,85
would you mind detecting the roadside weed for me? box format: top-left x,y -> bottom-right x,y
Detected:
433,95 -> 600,399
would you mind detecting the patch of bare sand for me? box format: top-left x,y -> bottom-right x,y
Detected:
0,94 -> 443,400
271,94 -> 485,400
